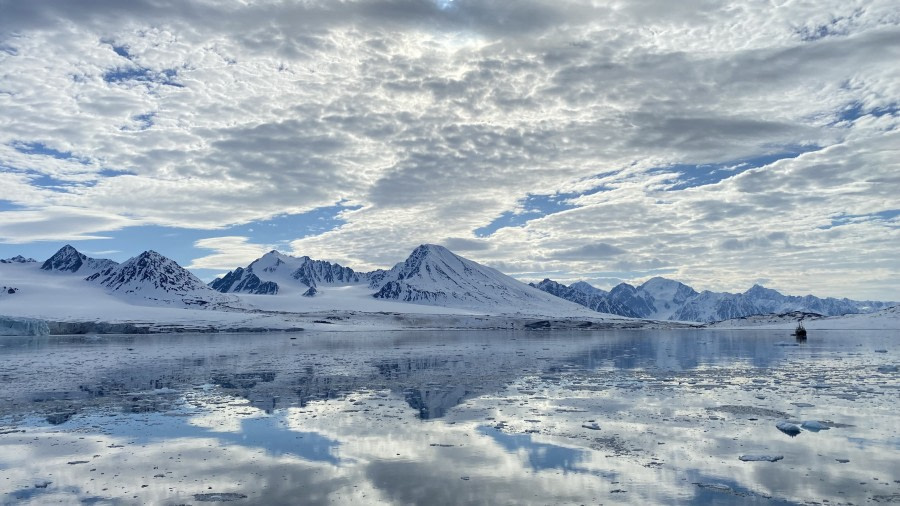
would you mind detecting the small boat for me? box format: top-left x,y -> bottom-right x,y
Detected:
793,320 -> 807,339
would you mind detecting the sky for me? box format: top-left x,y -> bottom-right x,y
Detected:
0,0 -> 898,300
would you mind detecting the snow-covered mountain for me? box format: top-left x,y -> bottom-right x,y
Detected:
87,250 -> 230,306
372,244 -> 597,315
210,250 -> 363,295
40,245 -> 118,276
1,255 -> 36,264
533,277 -> 895,322
530,279 -> 638,317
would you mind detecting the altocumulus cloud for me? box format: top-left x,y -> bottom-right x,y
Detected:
0,0 -> 898,299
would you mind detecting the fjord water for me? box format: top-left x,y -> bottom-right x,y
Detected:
0,330 -> 897,505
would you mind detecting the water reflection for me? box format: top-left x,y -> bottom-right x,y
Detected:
1,329 -> 897,505
477,425 -> 598,475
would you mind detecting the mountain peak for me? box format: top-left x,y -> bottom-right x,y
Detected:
211,249 -> 362,295
639,276 -> 681,289
372,245 -> 592,315
93,250 -> 210,296
569,281 -> 605,295
41,244 -> 88,272
412,244 -> 453,257
743,284 -> 782,298
1,255 -> 36,264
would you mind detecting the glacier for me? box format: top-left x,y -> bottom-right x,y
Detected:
0,315 -> 49,336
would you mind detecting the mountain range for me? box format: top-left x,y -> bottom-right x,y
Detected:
2,245 -> 895,323
208,244 -> 590,314
530,277 -> 894,322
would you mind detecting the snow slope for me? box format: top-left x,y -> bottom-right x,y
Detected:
372,245 -> 606,317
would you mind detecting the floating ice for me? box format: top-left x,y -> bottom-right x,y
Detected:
776,421 -> 801,436
194,492 -> 248,502
800,420 -> 830,432
739,455 -> 784,462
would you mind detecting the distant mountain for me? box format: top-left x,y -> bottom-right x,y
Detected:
40,245 -> 118,276
1,255 -> 36,264
88,250 -> 226,306
531,279 -> 638,317
533,277 -> 895,322
372,244 -> 594,315
210,250 -> 364,295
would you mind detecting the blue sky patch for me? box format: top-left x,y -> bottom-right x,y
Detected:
25,172 -> 88,191
111,44 -> 131,59
474,182 -> 613,238
475,193 -> 578,237
103,66 -> 183,87
654,148 -> 818,191
14,141 -> 86,162
819,209 -> 900,230
837,101 -> 899,123
131,112 -> 155,130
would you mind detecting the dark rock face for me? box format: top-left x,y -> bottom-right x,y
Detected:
211,268 -> 279,295
41,245 -> 86,272
209,251 -> 359,295
291,258 -> 361,287
607,283 -> 655,317
92,250 -> 210,294
40,245 -> 118,276
367,269 -> 391,289
530,279 -> 638,317
373,280 -> 445,303
209,267 -> 246,292
302,286 -> 318,297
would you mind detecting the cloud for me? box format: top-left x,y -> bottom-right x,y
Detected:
0,208 -> 136,244
441,237 -> 492,251
188,236 -> 276,270
1,0 -> 898,298
549,243 -> 627,260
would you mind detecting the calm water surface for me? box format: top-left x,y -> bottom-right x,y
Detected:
0,329 -> 897,505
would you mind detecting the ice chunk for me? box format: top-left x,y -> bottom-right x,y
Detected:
800,420 -> 830,432
776,421 -> 801,437
739,455 -> 784,462
0,315 -> 50,336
